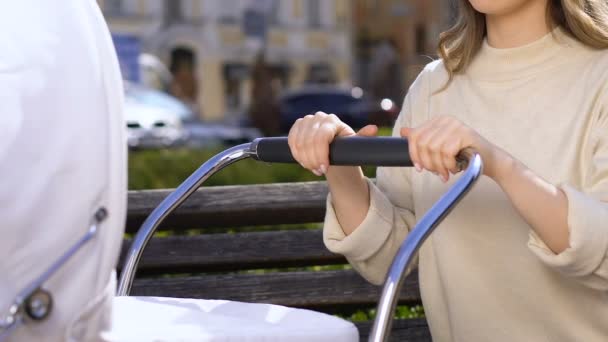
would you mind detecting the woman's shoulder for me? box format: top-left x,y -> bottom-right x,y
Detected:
417,59 -> 449,84
421,59 -> 449,77
407,59 -> 450,97
587,47 -> 608,74
563,33 -> 608,75
571,45 -> 608,99
396,59 -> 449,127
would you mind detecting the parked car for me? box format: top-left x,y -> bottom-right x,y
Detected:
125,82 -> 195,121
278,85 -> 400,133
124,83 -> 188,149
183,121 -> 262,147
124,82 -> 262,149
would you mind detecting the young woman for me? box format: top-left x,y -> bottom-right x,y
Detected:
288,0 -> 608,340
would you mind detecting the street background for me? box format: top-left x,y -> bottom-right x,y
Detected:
97,0 -> 455,188
100,0 -> 455,324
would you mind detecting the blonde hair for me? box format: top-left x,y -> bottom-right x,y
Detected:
437,0 -> 608,89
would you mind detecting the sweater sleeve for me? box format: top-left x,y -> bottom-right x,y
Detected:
528,107 -> 608,291
323,91 -> 418,286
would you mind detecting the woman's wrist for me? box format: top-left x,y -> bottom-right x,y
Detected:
487,148 -> 518,185
325,166 -> 370,235
325,166 -> 365,187
325,166 -> 369,207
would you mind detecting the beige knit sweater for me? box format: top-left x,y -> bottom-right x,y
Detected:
323,27 -> 608,341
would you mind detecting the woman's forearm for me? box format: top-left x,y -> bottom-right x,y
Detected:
493,152 -> 570,253
325,166 -> 370,236
399,114 -> 572,254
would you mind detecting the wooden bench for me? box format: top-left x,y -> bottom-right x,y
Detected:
120,181 -> 431,341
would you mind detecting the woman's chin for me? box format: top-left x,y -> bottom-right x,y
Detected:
468,0 -> 531,16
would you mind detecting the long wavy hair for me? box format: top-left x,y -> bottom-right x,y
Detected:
437,0 -> 608,88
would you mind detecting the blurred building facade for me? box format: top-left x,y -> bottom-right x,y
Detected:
353,0 -> 455,100
98,0 -> 353,121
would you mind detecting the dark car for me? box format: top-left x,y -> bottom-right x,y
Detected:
279,86 -> 400,133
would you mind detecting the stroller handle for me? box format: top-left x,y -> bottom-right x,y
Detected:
251,136 -> 471,171
251,136 -> 413,166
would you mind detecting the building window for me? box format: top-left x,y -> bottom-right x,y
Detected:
307,0 -> 321,28
165,0 -> 183,25
219,0 -> 241,24
169,47 -> 199,113
223,63 -> 249,111
268,0 -> 281,26
182,0 -> 204,21
105,0 -> 124,14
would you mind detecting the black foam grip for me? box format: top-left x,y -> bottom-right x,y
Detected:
253,136 -> 413,166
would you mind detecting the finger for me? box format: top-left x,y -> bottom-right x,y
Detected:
453,126 -> 477,172
425,127 -> 450,181
430,122 -> 461,182
289,119 -> 304,168
357,124 -> 378,137
306,117 -> 324,172
401,127 -> 421,171
414,123 -> 443,174
443,139 -> 462,175
306,114 -> 327,170
313,123 -> 333,174
332,114 -> 356,137
297,115 -> 316,171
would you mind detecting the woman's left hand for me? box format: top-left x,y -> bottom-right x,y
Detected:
401,115 -> 508,183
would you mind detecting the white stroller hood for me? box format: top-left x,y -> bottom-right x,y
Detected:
0,1 -> 126,341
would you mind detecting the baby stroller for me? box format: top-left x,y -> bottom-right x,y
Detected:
1,137 -> 481,342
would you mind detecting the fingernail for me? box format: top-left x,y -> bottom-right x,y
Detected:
312,169 -> 322,176
442,175 -> 448,183
320,164 -> 327,174
415,163 -> 422,172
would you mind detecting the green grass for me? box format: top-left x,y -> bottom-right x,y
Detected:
345,305 -> 425,321
129,148 -> 317,189
129,127 -> 393,190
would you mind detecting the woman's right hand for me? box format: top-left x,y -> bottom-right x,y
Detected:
288,111 -> 378,176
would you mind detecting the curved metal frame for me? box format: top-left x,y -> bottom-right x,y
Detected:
117,143 -> 254,296
368,150 -> 483,342
117,141 -> 482,342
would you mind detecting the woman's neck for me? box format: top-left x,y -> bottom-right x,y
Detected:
485,0 -> 553,48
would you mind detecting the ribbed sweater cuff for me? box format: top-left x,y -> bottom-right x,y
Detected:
323,178 -> 394,261
528,183 -> 608,277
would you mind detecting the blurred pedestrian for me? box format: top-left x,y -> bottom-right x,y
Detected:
169,48 -> 200,117
369,39 -> 403,104
249,53 -> 281,136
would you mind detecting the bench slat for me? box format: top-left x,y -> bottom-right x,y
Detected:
127,182 -> 329,232
131,270 -> 421,309
356,319 -> 431,342
119,229 -> 345,274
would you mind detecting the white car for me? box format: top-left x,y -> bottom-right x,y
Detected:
123,81 -> 263,149
124,83 -> 188,149
124,93 -> 187,149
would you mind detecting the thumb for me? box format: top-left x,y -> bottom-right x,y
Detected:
357,125 -> 378,137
